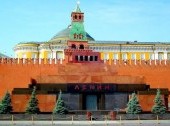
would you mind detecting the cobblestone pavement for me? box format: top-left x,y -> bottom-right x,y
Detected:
0,120 -> 170,126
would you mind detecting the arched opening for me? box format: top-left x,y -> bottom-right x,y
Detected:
74,34 -> 77,39
75,15 -> 77,19
79,15 -> 82,20
79,34 -> 82,39
79,44 -> 84,49
71,44 -> 76,49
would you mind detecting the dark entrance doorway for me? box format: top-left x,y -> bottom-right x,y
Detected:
86,95 -> 97,110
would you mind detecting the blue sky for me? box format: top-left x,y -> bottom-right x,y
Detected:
1,0 -> 170,56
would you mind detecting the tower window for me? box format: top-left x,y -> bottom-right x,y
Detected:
74,34 -> 77,39
75,15 -> 77,19
79,15 -> 81,20
79,34 -> 82,39
79,44 -> 84,49
71,44 -> 76,49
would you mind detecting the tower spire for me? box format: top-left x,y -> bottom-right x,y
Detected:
77,0 -> 80,5
69,1 -> 86,41
74,0 -> 81,12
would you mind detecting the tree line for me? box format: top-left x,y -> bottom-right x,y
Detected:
0,87 -> 167,115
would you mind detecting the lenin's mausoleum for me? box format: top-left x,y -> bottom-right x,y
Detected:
0,2 -> 170,113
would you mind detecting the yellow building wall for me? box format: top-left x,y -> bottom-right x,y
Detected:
41,51 -> 46,59
100,52 -> 104,60
39,51 -> 49,64
16,51 -> 154,60
136,52 -> 140,60
40,51 -> 64,59
99,52 -> 152,60
16,52 -> 23,58
40,51 -> 52,58
16,52 -> 39,59
145,52 -> 150,60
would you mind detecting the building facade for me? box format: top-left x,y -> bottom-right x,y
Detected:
14,3 -> 170,62
0,3 -> 170,113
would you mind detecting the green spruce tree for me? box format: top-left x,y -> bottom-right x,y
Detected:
126,93 -> 142,114
0,91 -> 13,114
53,90 -> 68,115
25,86 -> 40,114
151,89 -> 166,114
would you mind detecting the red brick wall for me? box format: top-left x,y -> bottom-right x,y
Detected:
0,59 -> 170,112
138,95 -> 156,112
138,95 -> 167,112
12,95 -> 56,112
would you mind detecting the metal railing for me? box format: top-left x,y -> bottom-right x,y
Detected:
0,114 -> 170,121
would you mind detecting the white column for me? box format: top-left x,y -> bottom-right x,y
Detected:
60,59 -> 62,64
35,54 -> 37,59
151,53 -> 154,60
114,54 -> 118,60
88,56 -> 90,61
83,56 -> 85,61
55,58 -> 57,64
39,58 -> 41,64
141,53 -> 145,60
17,58 -> 20,64
154,52 -> 158,60
53,51 -> 56,59
164,52 -> 167,60
104,53 -> 108,60
114,59 -> 116,65
34,58 -> 36,64
93,56 -> 96,61
123,53 -> 127,60
78,55 -> 80,61
50,58 -> 52,64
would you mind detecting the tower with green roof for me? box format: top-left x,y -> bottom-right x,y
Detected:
65,1 -> 101,63
69,2 -> 87,41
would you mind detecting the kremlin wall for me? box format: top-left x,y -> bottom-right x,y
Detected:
0,2 -> 170,113
0,58 -> 170,112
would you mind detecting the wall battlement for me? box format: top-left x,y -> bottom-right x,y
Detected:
0,58 -> 66,65
0,58 -> 170,67
104,59 -> 170,66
